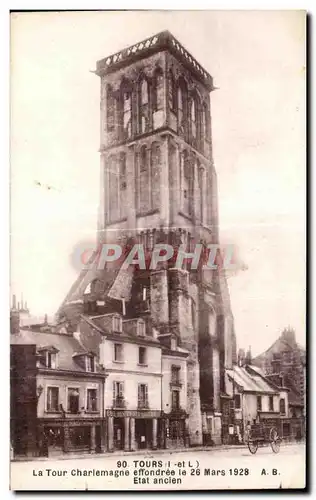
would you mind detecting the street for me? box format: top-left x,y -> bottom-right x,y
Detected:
10,443 -> 306,491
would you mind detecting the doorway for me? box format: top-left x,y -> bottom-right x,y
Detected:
113,418 -> 125,450
135,419 -> 152,449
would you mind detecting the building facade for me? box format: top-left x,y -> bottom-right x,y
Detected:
76,313 -> 190,451
10,317 -> 107,458
253,327 -> 305,440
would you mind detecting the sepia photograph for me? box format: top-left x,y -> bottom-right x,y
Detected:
9,10 -> 306,491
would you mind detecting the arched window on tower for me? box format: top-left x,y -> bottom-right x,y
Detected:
190,98 -> 197,140
168,71 -> 177,114
123,91 -> 132,138
153,68 -> 164,129
180,151 -> 192,216
151,142 -> 161,209
139,78 -> 149,134
106,85 -> 115,132
153,68 -> 163,111
177,78 -> 188,138
201,102 -> 209,153
177,86 -> 183,128
120,80 -> 133,140
138,145 -> 150,213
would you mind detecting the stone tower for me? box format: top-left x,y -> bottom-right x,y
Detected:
57,31 -> 237,445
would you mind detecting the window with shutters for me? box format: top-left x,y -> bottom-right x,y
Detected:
137,320 -> 146,337
138,384 -> 149,408
171,390 -> 180,410
269,395 -> 274,411
280,398 -> 286,415
86,388 -> 98,412
46,387 -> 59,412
257,396 -> 262,411
67,388 -> 80,414
113,343 -> 123,362
112,315 -> 122,333
113,381 -> 125,408
85,356 -> 95,372
46,351 -> 57,368
138,346 -> 147,365
234,394 -> 241,409
171,366 -> 181,385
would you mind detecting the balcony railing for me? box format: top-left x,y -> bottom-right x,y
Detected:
138,399 -> 149,410
112,397 -> 126,409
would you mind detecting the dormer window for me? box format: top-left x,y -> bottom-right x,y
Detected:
37,346 -> 59,369
47,352 -> 57,369
86,355 -> 95,373
137,319 -> 146,337
112,315 -> 122,333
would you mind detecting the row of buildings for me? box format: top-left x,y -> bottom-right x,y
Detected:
10,31 -> 305,458
10,300 -> 305,458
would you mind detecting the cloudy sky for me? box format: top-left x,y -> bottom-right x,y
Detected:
10,10 -> 305,355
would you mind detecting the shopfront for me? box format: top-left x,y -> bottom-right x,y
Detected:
38,418 -> 105,456
106,410 -> 161,451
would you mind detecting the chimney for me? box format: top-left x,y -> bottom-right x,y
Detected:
17,301 -> 20,311
44,313 -> 48,325
10,309 -> 20,334
238,348 -> 245,367
245,346 -> 252,365
21,293 -> 24,310
12,294 -> 16,310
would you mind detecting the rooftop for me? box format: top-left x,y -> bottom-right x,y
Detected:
227,364 -> 279,394
10,329 -> 103,374
96,30 -> 214,91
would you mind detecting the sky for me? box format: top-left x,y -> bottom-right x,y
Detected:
10,10 -> 306,355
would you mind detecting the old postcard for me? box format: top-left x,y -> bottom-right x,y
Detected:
10,10 -> 306,491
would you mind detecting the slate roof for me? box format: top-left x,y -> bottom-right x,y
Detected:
226,365 -> 278,394
10,330 -> 102,374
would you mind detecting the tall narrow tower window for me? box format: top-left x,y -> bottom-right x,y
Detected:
181,151 -> 192,216
107,85 -> 115,132
190,98 -> 197,139
119,152 -> 127,200
177,78 -> 187,137
153,68 -> 163,112
151,142 -> 161,209
108,155 -> 120,222
168,72 -> 177,113
177,86 -> 183,128
201,102 -> 209,152
139,78 -> 149,134
138,145 -> 150,212
123,92 -> 132,139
